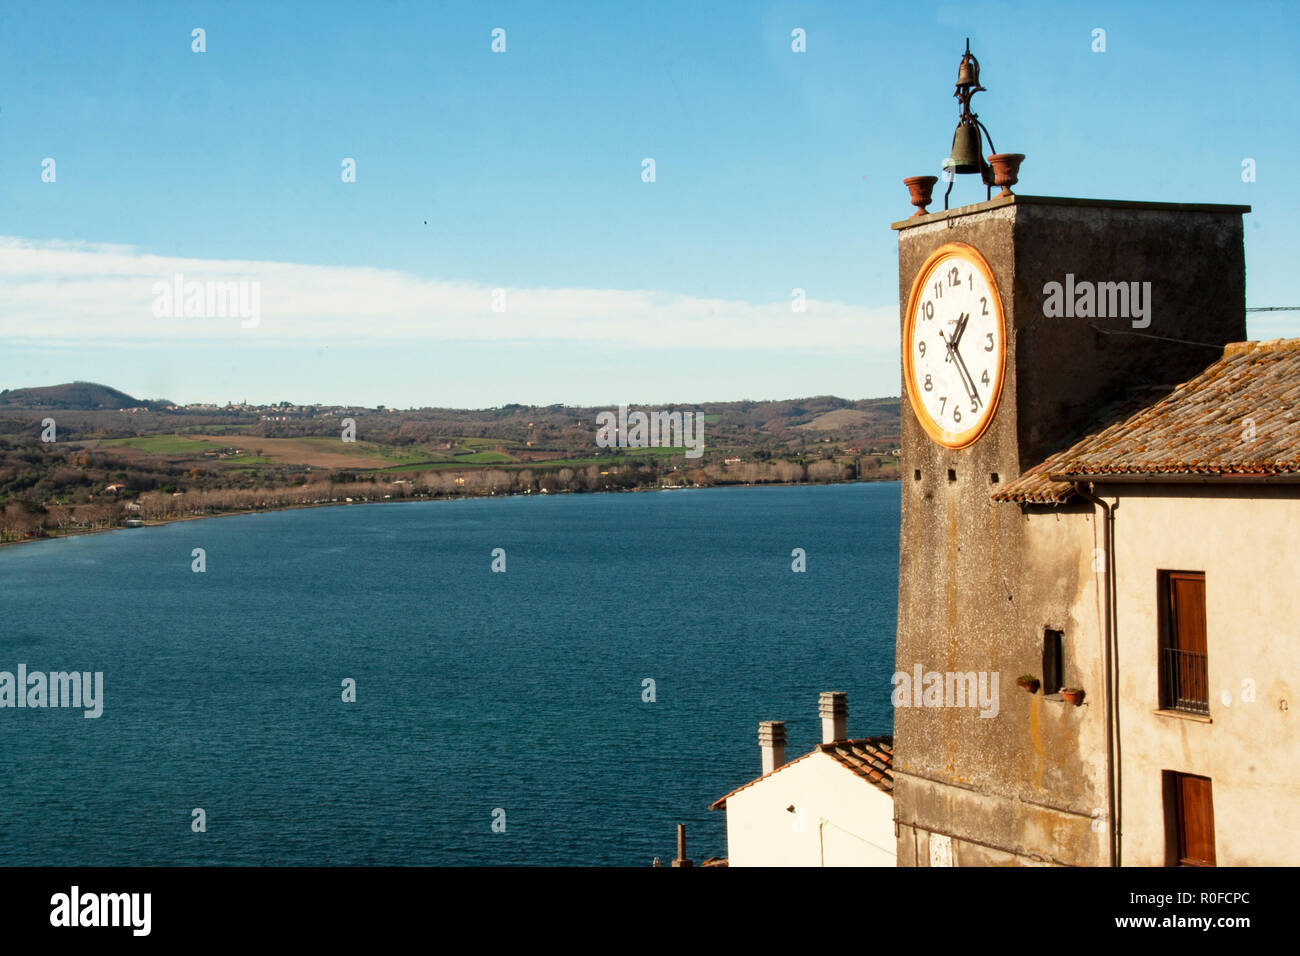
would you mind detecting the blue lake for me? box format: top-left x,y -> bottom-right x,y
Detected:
0,482 -> 898,865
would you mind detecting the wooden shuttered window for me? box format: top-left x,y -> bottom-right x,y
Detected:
1164,772 -> 1216,866
1159,571 -> 1208,714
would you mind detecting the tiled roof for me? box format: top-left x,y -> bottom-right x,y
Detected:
821,738 -> 894,792
709,736 -> 893,810
996,337 -> 1300,503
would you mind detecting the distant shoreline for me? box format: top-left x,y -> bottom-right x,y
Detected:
0,477 -> 898,552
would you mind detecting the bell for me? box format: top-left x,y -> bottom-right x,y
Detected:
956,52 -> 983,91
946,124 -> 984,175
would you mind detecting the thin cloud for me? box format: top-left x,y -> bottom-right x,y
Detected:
0,236 -> 899,351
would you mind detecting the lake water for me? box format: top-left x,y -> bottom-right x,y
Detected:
0,482 -> 898,865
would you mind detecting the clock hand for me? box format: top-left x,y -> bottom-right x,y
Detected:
952,311 -> 971,350
939,329 -> 956,361
940,326 -> 963,360
951,344 -> 981,408
940,330 -> 979,405
941,325 -> 981,406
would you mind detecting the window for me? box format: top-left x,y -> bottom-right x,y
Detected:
1163,771 -> 1215,866
1158,571 -> 1208,714
1042,628 -> 1065,695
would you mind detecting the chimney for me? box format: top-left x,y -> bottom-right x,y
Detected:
758,720 -> 787,774
671,823 -> 692,868
819,691 -> 848,744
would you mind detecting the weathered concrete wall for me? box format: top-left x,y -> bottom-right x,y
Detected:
893,493 -> 1107,865
891,196 -> 1249,866
1098,482 -> 1300,866
723,754 -> 895,866
1011,201 -> 1246,467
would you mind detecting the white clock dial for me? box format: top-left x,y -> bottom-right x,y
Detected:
903,243 -> 1006,448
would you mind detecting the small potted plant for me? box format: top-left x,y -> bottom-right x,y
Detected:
1061,687 -> 1086,706
1016,674 -> 1040,693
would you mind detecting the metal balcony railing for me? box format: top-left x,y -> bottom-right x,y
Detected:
1162,647 -> 1209,715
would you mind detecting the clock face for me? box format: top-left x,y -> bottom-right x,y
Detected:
903,242 -> 1006,448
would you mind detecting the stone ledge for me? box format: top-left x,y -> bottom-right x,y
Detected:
893,193 -> 1252,231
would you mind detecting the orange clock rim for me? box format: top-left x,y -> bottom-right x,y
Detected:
902,241 -> 1007,449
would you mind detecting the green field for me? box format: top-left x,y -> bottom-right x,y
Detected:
291,436 -> 439,464
95,430 -> 731,476
183,424 -> 251,435
452,450 -> 513,463
99,435 -> 212,455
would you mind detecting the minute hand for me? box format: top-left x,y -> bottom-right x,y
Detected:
940,329 -> 978,405
951,339 -> 981,408
943,313 -> 980,405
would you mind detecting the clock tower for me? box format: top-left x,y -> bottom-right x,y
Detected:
890,163 -> 1249,861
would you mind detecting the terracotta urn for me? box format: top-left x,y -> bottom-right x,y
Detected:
987,153 -> 1025,197
904,175 -> 939,217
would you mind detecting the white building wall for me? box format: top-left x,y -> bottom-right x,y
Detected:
723,753 -> 895,867
1104,484 -> 1300,865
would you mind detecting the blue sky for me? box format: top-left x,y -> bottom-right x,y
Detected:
1,0 -> 1297,408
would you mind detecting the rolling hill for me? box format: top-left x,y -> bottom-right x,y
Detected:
0,382 -> 155,409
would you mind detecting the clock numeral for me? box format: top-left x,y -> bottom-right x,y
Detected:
933,281 -> 943,299
918,340 -> 927,357
922,300 -> 934,321
938,396 -> 947,415
980,296 -> 989,316
923,374 -> 933,392
953,407 -> 962,424
981,369 -> 990,386
970,398 -> 979,413
984,333 -> 994,352
948,266 -> 959,287
968,274 -> 973,291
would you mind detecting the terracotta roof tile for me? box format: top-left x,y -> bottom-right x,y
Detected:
709,736 -> 893,810
995,337 -> 1300,503
820,738 -> 895,792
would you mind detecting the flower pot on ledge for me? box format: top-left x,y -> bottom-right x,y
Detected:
1016,675 -> 1040,694
904,175 -> 939,217
1061,688 -> 1085,706
986,153 -> 1025,198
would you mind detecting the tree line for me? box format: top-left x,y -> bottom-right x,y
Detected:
0,454 -> 895,543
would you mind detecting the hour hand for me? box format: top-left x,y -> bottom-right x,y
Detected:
951,311 -> 971,350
